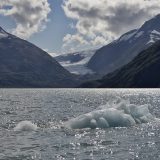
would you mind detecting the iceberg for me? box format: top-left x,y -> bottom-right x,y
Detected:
14,121 -> 38,131
65,99 -> 157,129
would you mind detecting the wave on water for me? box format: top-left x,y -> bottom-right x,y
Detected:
65,98 -> 159,129
14,121 -> 38,131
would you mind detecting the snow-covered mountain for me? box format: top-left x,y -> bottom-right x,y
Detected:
87,14 -> 160,75
55,50 -> 96,75
81,40 -> 160,88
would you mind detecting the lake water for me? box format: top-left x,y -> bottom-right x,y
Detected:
0,89 -> 160,160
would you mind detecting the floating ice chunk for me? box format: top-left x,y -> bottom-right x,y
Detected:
65,99 -> 157,129
90,119 -> 97,129
66,114 -> 91,129
14,121 -> 38,131
99,108 -> 135,127
97,117 -> 109,128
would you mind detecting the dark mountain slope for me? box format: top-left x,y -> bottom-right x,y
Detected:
81,41 -> 160,88
0,27 -> 78,88
87,14 -> 160,75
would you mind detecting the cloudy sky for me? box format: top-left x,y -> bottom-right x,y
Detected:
0,0 -> 160,55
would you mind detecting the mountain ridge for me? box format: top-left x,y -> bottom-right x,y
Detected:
87,14 -> 160,75
81,40 -> 160,88
0,26 -> 78,88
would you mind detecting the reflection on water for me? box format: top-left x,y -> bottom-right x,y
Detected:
0,89 -> 160,159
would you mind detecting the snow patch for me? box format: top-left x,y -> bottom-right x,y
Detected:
151,30 -> 160,35
119,31 -> 137,42
55,50 -> 96,75
147,30 -> 160,44
135,31 -> 144,38
63,62 -> 94,75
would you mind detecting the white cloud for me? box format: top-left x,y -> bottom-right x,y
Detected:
42,48 -> 58,57
62,0 -> 160,52
91,36 -> 107,46
0,0 -> 51,39
62,33 -> 89,52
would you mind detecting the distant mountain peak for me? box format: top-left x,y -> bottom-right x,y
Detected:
82,40 -> 160,88
0,26 -> 78,87
140,14 -> 160,32
87,14 -> 160,75
153,14 -> 160,19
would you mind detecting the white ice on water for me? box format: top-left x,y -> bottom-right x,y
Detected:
14,121 -> 38,131
65,99 -> 158,129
